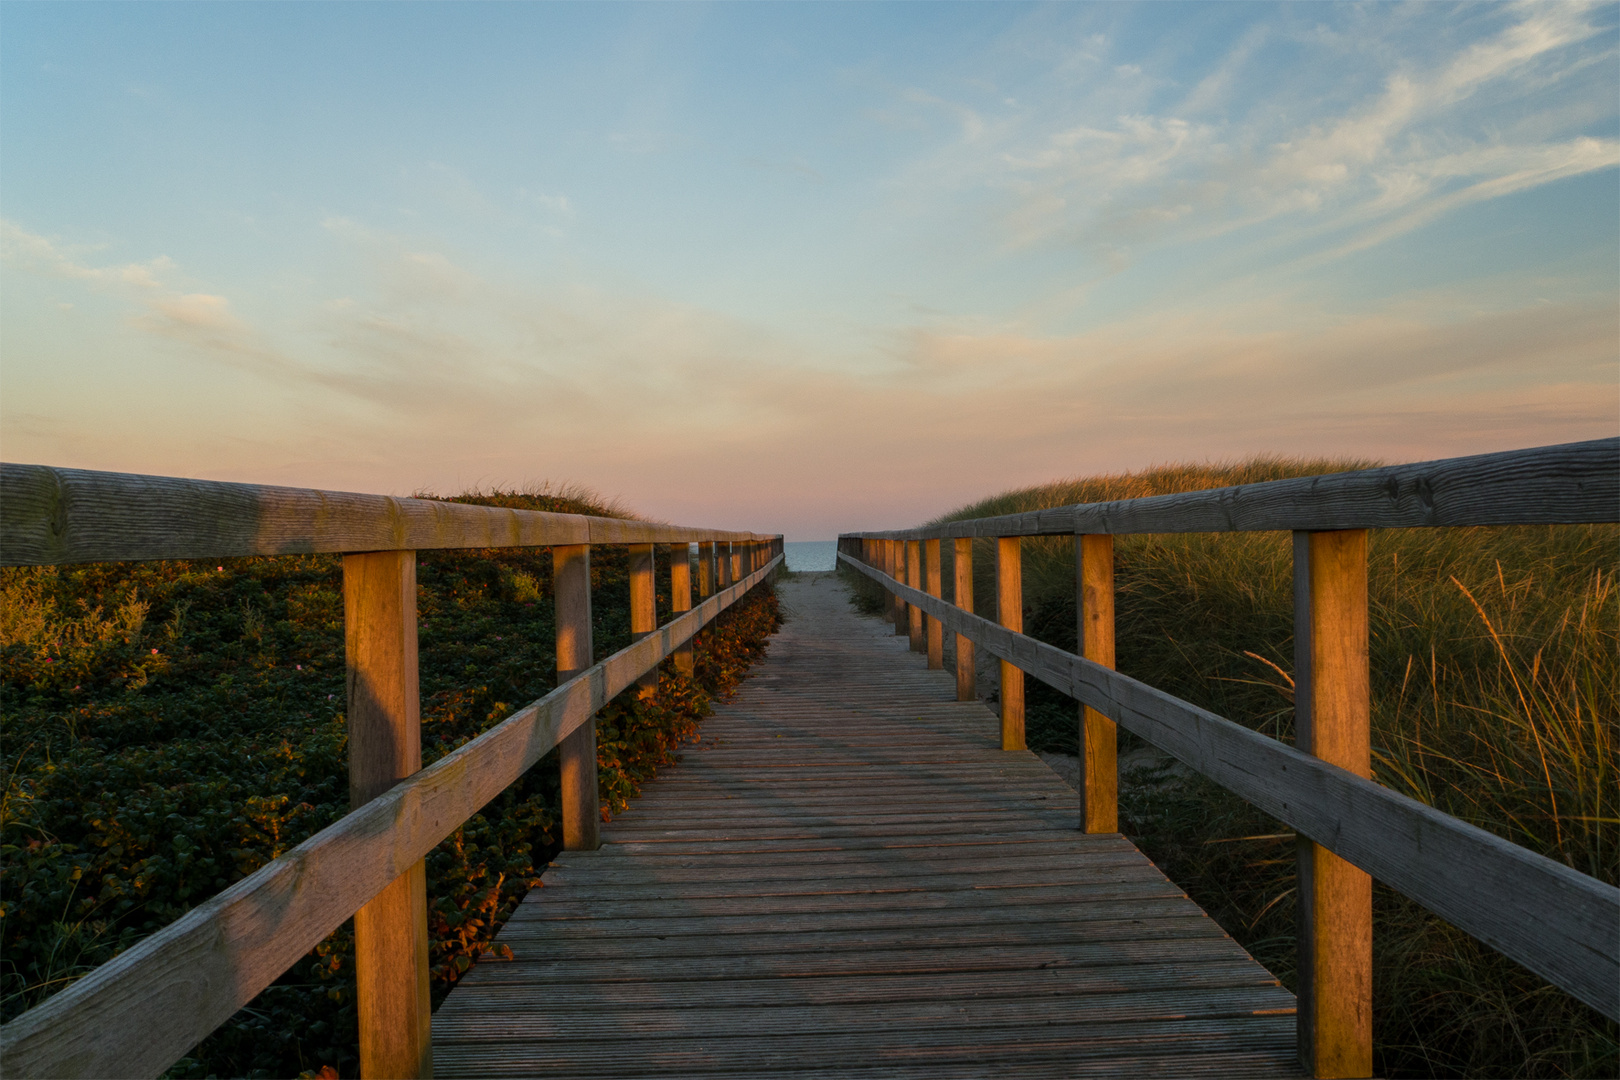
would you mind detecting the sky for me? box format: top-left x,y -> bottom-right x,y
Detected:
2,2 -> 1616,540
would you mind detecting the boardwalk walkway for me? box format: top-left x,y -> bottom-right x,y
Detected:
434,573 -> 1299,1078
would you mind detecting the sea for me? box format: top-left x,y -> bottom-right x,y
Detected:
783,540 -> 838,572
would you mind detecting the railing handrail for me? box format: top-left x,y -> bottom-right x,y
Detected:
836,551 -> 1619,1021
0,556 -> 783,1079
847,438 -> 1618,540
0,462 -> 770,567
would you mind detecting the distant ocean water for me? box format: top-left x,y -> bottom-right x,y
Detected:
783,541 -> 837,572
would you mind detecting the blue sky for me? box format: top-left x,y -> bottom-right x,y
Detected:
3,2 -> 1616,538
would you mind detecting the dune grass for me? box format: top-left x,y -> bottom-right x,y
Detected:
847,456 -> 1617,1078
1,484 -> 783,1078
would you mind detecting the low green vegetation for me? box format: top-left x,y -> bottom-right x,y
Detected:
844,457 -> 1616,1079
1,484 -> 782,1078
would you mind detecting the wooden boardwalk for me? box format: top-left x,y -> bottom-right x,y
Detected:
433,573 -> 1299,1078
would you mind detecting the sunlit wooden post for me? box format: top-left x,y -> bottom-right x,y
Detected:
344,550 -> 432,1080
954,538 -> 975,700
1078,534 -> 1117,833
881,540 -> 901,631
892,540 -> 909,637
996,537 -> 1025,751
698,541 -> 715,598
924,538 -> 943,670
718,541 -> 733,590
1294,529 -> 1373,1079
554,543 -> 600,851
671,544 -> 693,676
729,542 -> 743,588
906,539 -> 924,652
630,543 -> 657,696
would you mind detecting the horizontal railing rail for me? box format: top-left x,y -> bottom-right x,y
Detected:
0,462 -> 784,1079
855,438 -> 1618,540
837,553 -> 1619,1018
837,438 -> 1619,1078
0,462 -> 770,566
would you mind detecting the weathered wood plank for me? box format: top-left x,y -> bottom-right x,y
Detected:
839,551 -> 1620,1020
840,439 -> 1618,542
0,559 -> 782,1079
0,462 -> 772,566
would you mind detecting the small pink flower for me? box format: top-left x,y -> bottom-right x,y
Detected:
217,567 -> 223,572
296,664 -> 302,670
151,648 -> 159,655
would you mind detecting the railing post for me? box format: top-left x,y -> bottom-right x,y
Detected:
924,538 -> 943,670
954,538 -> 975,701
1294,529 -> 1373,1079
892,540 -> 909,636
1078,534 -> 1117,833
698,541 -> 715,598
554,543 -> 600,851
996,536 -> 1025,751
906,539 -> 924,652
629,543 -> 657,696
729,541 -> 742,588
718,541 -> 733,590
882,540 -> 901,632
344,550 -> 432,1080
671,544 -> 693,675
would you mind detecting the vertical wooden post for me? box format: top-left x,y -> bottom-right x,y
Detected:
671,544 -> 694,675
954,538 -> 976,701
996,537 -> 1025,751
729,542 -> 742,589
906,539 -> 924,652
718,542 -> 733,590
1078,534 -> 1117,833
881,541 -> 900,631
345,550 -> 432,1080
554,544 -> 600,852
1294,529 -> 1373,1079
924,538 -> 943,670
892,541 -> 909,636
629,543 -> 657,695
697,541 -> 715,599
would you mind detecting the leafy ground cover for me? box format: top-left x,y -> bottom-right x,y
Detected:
843,457 -> 1616,1079
1,485 -> 782,1078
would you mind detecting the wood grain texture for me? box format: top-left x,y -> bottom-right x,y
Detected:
0,557 -> 782,1080
555,544 -> 601,852
1294,531 -> 1373,1079
433,573 -> 1298,1079
954,538 -> 975,701
344,551 -> 432,1079
838,551 -> 1620,1021
997,537 -> 1024,751
1078,534 -> 1117,835
836,439 -> 1617,543
0,462 -> 772,566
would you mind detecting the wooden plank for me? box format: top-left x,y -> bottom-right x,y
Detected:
0,462 -> 771,566
1294,531 -> 1373,1078
0,558 -> 782,1080
1078,534 -> 1117,834
834,438 -> 1618,542
997,537 -> 1024,751
838,551 -> 1620,1020
344,551 -> 432,1080
697,541 -> 714,599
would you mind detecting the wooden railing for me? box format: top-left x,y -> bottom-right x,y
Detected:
0,463 -> 783,1079
837,438 -> 1619,1080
